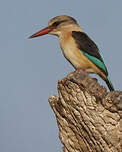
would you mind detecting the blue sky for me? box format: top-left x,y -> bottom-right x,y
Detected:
0,0 -> 122,151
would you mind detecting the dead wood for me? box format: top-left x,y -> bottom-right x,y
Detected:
49,70 -> 122,152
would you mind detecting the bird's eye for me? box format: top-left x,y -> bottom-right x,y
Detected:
52,20 -> 68,27
52,21 -> 61,27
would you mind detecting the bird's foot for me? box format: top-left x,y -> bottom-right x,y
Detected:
77,68 -> 85,71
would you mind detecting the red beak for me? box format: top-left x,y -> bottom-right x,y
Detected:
28,26 -> 53,39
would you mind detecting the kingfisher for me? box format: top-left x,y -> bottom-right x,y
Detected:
29,15 -> 114,91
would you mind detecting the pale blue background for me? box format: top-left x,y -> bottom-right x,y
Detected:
0,0 -> 121,151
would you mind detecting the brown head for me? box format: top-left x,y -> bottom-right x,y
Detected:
29,15 -> 79,38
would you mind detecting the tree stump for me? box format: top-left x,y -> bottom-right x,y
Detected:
48,70 -> 122,152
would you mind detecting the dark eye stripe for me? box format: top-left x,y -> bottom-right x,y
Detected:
52,19 -> 68,27
52,21 -> 61,27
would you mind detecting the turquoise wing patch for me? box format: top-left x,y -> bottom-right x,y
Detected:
81,51 -> 108,74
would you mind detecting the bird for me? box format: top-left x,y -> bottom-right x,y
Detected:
29,15 -> 114,91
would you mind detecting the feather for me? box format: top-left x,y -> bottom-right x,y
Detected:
72,31 -> 114,91
72,31 -> 108,75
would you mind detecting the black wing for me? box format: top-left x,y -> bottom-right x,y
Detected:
72,31 -> 108,75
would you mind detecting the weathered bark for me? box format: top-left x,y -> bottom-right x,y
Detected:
49,70 -> 122,152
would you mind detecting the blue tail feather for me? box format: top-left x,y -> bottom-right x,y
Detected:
105,76 -> 114,91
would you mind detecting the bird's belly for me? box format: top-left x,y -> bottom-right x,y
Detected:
59,34 -> 96,72
61,45 -> 90,69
